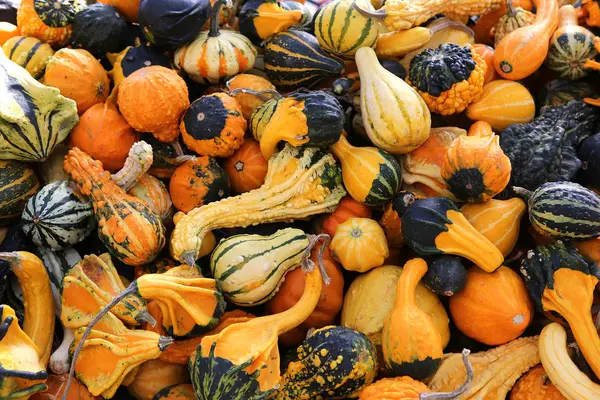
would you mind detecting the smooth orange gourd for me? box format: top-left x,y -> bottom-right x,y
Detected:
321,196 -> 371,237
0,22 -> 19,45
472,44 -> 497,84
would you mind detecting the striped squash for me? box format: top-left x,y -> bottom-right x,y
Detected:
264,29 -> 345,90
314,0 -> 379,59
1,35 -> 54,79
210,228 -> 310,306
0,160 -> 40,226
21,180 -> 95,250
515,182 -> 600,241
128,174 -> 173,223
250,97 -> 283,142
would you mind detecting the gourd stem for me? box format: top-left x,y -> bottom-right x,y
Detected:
172,140 -> 185,157
136,309 -> 157,327
351,0 -> 386,20
209,0 -> 233,37
512,186 -> 532,199
304,234 -> 331,285
420,349 -> 473,399
505,0 -> 516,17
429,19 -> 474,37
226,87 -> 282,101
174,155 -> 197,166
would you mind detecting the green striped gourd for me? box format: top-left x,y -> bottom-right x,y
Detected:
210,228 -> 310,306
250,97 -> 284,142
0,160 -> 40,226
1,36 -> 55,79
314,0 -> 379,59
514,182 -> 600,240
21,180 -> 95,250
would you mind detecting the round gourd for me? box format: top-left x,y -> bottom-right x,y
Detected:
30,373 -> 99,400
423,255 -> 467,297
98,0 -> 140,22
510,364 -> 567,400
449,266 -> 533,346
577,133 -> 600,192
0,160 -> 40,226
169,157 -> 230,213
359,376 -> 429,400
223,138 -> 268,194
494,0 -> 535,46
70,3 -> 130,58
239,0 -> 304,46
472,43 -> 497,84
43,48 -> 110,115
69,102 -> 140,171
2,35 -> 54,79
378,191 -> 416,248
128,174 -> 173,223
17,0 -> 86,47
330,217 -> 389,273
0,22 -> 20,46
227,74 -> 277,120
107,45 -> 171,88
21,180 -> 95,250
152,384 -> 195,400
466,80 -> 536,130
127,359 -> 189,400
321,196 -> 371,238
180,93 -> 247,158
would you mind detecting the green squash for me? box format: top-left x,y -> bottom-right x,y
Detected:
31,0 -> 86,27
0,160 -> 40,226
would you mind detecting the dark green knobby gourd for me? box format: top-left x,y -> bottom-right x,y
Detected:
31,0 -> 85,27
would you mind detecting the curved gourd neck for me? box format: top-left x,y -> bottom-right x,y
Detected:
329,132 -> 354,160
395,258 -> 428,307
557,5 -> 578,29
534,0 -> 559,29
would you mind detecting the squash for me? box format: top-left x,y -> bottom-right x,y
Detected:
449,266 -> 533,346
98,0 -> 140,22
494,0 -> 535,46
494,0 -> 560,80
510,364 -> 567,400
134,257 -> 177,280
539,79 -> 597,109
249,96 -> 284,143
170,145 -> 346,265
16,0 -> 86,47
226,74 -> 277,120
379,191 -> 416,248
137,0 -> 210,50
472,44 -> 497,85
583,0 -> 600,27
29,373 -> 98,400
110,141 -> 153,192
314,0 -> 379,59
330,217 -> 389,272
548,5 -> 598,80
118,66 -> 190,143
577,132 -> 600,192
0,49 -> 78,162
152,384 -> 195,400
355,46 -> 431,154
0,160 -> 40,226
127,359 -> 189,400
2,35 -> 54,79
322,196 -> 371,238
278,326 -> 377,399
264,29 -> 345,90
107,44 -> 171,89
440,123 -> 511,202
407,43 -> 486,116
128,174 -> 173,223
173,0 -> 257,84
239,0 -> 303,46
21,180 -> 94,250
64,148 -> 166,266
223,138 -> 268,194
169,156 -> 230,213
0,305 -> 48,399
472,0 -> 533,44
180,93 -> 246,158
402,197 -> 504,272
423,255 -> 467,297
330,133 -> 402,206
381,258 -> 443,379
142,137 -> 188,180
0,21 -> 19,45
465,80 -> 535,130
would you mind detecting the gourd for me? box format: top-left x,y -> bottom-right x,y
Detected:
0,50 -> 79,162
494,0 -> 535,46
538,323 -> 600,400
472,0 -> 533,44
127,359 -> 189,400
30,373 -> 98,400
239,0 -> 303,46
520,242 -> 600,379
144,137 -> 190,180
494,0 -> 560,80
98,0 -> 140,22
111,141 -> 154,192
402,197 -> 504,272
21,180 -> 95,250
63,147 -> 166,266
449,266 -> 533,346
258,90 -> 344,160
428,336 -> 540,399
17,0 -> 86,47
152,384 -> 194,400
0,251 -> 55,366
472,44 -> 497,84
314,0 -> 378,59
0,305 -> 48,399
583,0 -> 600,27
107,45 -> 171,89
117,66 -> 190,143
137,0 -> 210,50
515,181 -> 600,240
264,29 -> 345,90
330,133 -> 402,206
180,93 -> 246,158
423,256 -> 467,297
2,35 -> 54,79
223,138 -> 268,194
322,196 -> 371,238
540,79 -> 597,109
547,5 -> 598,80
70,3 -> 130,58
440,123 -> 511,202
0,21 -> 19,45
173,0 -> 257,84
128,175 -> 173,223
379,192 -> 417,248
460,197 -> 526,256
381,258 -> 443,379
355,46 -> 431,154
278,326 -> 377,399
510,364 -> 567,400
466,80 -> 535,130
170,145 -> 346,266
407,43 -> 486,116
226,74 -> 277,119
578,133 -> 600,192
249,97 -> 284,142
169,157 -> 230,213
0,160 -> 40,226
330,218 -> 389,273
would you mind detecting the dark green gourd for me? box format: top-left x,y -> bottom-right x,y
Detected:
71,3 -> 131,57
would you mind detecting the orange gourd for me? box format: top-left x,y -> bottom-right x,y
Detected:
29,374 -> 98,400
16,0 -> 82,47
510,364 -> 567,400
574,238 -> 600,264
153,384 -> 195,400
472,44 -> 497,84
0,22 -> 19,45
472,0 -> 533,44
98,0 -> 141,22
223,138 -> 269,194
127,359 -> 189,400
494,0 -> 560,80
227,74 -> 277,119
321,196 -> 372,237
449,266 -> 533,346
330,217 -> 389,273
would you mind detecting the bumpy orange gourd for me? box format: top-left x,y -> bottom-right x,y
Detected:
330,217 -> 389,273
223,138 -> 269,194
359,376 -> 429,399
17,0 -> 81,47
510,364 -> 567,400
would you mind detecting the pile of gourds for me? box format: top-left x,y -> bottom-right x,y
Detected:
2,0 -> 600,398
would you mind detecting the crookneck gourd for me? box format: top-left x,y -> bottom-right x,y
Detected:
111,141 -> 154,192
519,242 -> 600,379
170,145 -> 346,266
64,147 -> 166,266
401,197 -> 504,272
239,0 -> 303,46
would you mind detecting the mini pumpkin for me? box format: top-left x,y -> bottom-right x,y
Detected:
17,0 -> 86,47
494,0 -> 535,46
330,217 -> 389,273
226,74 -> 277,119
223,138 -> 268,194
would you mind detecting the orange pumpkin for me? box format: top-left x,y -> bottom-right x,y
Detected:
321,196 -> 372,237
223,138 -> 268,194
98,0 -> 141,22
0,22 -> 19,46
70,102 -> 140,171
449,266 -> 533,346
227,74 -> 277,119
29,374 -> 98,400
472,44 -> 497,84
510,364 -> 567,400
265,243 -> 345,347
127,359 -> 189,400
43,49 -> 110,114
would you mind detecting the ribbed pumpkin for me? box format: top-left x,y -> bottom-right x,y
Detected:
330,217 -> 389,273
2,35 -> 54,79
17,0 -> 86,47
359,376 -> 429,399
0,160 -> 40,226
226,74 -> 277,120
223,138 -> 268,194
128,174 -> 173,223
466,80 -> 536,130
449,266 -> 533,346
494,0 -> 535,46
127,359 -> 189,400
98,0 -> 140,22
321,196 -> 371,238
510,364 -> 567,400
